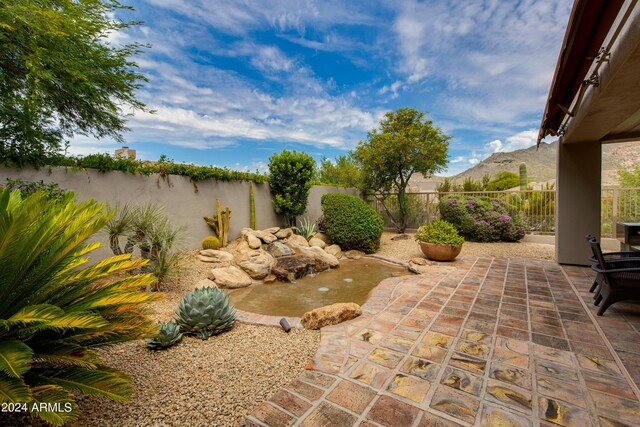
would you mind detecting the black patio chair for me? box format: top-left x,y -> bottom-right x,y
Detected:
585,234 -> 640,293
588,237 -> 640,316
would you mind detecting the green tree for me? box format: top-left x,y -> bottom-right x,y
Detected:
355,107 -> 450,233
618,163 -> 640,187
317,153 -> 361,187
268,149 -> 316,226
486,171 -> 519,191
0,0 -> 150,165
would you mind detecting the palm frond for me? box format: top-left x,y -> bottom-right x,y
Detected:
0,340 -> 33,378
35,366 -> 132,402
29,385 -> 78,426
31,344 -> 101,369
0,374 -> 30,403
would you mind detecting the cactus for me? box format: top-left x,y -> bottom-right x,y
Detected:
176,287 -> 236,340
202,236 -> 221,250
249,183 -> 256,230
519,163 -> 528,190
146,321 -> 183,350
204,198 -> 231,247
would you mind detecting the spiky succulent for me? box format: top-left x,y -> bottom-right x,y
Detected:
176,287 -> 236,340
146,321 -> 183,350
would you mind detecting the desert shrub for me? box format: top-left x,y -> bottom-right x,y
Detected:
320,193 -> 383,253
415,220 -> 464,247
0,189 -> 157,425
379,193 -> 426,229
439,195 -> 525,242
486,171 -> 519,191
105,203 -> 185,289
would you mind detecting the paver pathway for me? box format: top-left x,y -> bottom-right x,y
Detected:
243,257 -> 640,426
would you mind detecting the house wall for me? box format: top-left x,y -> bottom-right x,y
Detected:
0,166 -> 358,259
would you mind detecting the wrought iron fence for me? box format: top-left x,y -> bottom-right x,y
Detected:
369,188 -> 640,237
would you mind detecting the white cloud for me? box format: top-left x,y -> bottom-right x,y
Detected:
450,156 -> 466,163
485,129 -> 538,153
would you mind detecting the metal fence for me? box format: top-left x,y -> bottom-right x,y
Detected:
369,188 -> 640,237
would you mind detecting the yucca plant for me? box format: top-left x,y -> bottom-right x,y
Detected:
293,217 -> 316,240
0,189 -> 158,425
176,287 -> 236,340
145,322 -> 183,350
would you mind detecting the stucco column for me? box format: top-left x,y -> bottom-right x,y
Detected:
556,141 -> 602,265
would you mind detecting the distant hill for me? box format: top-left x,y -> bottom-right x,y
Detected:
409,140 -> 640,191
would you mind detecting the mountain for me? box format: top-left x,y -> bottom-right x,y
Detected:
409,140 -> 640,191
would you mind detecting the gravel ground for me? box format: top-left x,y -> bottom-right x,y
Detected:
377,231 -> 555,261
68,251 -> 319,427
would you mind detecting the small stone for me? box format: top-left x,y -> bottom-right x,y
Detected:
275,228 -> 293,239
263,274 -> 277,283
210,266 -> 253,289
410,257 -> 428,266
198,250 -> 234,267
288,234 -> 309,246
263,227 -> 280,234
266,242 -> 295,258
301,303 -> 362,330
314,232 -> 331,244
241,228 -> 253,236
255,230 -> 278,244
344,250 -> 365,259
245,233 -> 262,249
308,237 -> 326,249
325,244 -> 342,258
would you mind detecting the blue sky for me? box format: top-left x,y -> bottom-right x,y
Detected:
69,0 -> 571,176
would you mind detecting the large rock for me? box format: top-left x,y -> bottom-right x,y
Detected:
408,259 -> 456,275
288,234 -> 309,247
245,233 -> 262,249
308,237 -> 326,249
325,244 -> 342,259
263,227 -> 280,234
275,228 -> 293,239
314,232 -> 331,244
266,241 -> 295,258
294,244 -> 340,268
272,256 -> 321,282
237,250 -> 274,280
235,240 -> 254,254
301,303 -> 362,330
255,230 -> 278,244
210,266 -> 252,289
198,250 -> 234,267
344,250 -> 365,259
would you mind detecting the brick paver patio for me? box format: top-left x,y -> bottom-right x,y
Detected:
243,257 -> 640,426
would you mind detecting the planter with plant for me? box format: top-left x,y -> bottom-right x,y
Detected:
415,219 -> 464,261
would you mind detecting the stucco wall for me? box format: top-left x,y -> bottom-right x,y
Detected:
0,166 -> 358,259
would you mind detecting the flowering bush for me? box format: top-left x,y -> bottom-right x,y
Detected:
439,195 -> 525,242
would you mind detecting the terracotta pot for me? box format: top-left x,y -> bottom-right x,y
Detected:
418,242 -> 462,261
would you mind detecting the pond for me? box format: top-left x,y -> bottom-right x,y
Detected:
227,258 -> 411,317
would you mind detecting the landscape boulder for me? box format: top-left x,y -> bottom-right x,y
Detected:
196,278 -> 218,289
264,226 -> 280,234
301,303 -> 362,330
308,237 -> 326,249
198,250 -> 234,267
344,250 -> 365,260
288,234 -> 309,247
255,230 -> 278,244
245,233 -> 262,249
237,250 -> 274,280
272,255 -> 322,282
266,242 -> 295,258
275,228 -> 293,239
210,266 -> 252,289
293,244 -> 340,268
325,244 -> 342,259
314,232 -> 331,244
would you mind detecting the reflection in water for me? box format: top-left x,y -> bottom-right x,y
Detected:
228,259 -> 410,317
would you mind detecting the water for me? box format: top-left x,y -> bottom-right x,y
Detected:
227,259 -> 410,317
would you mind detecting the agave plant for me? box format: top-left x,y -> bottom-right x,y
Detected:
293,217 -> 316,240
0,189 -> 157,425
146,321 -> 183,350
176,287 -> 236,340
